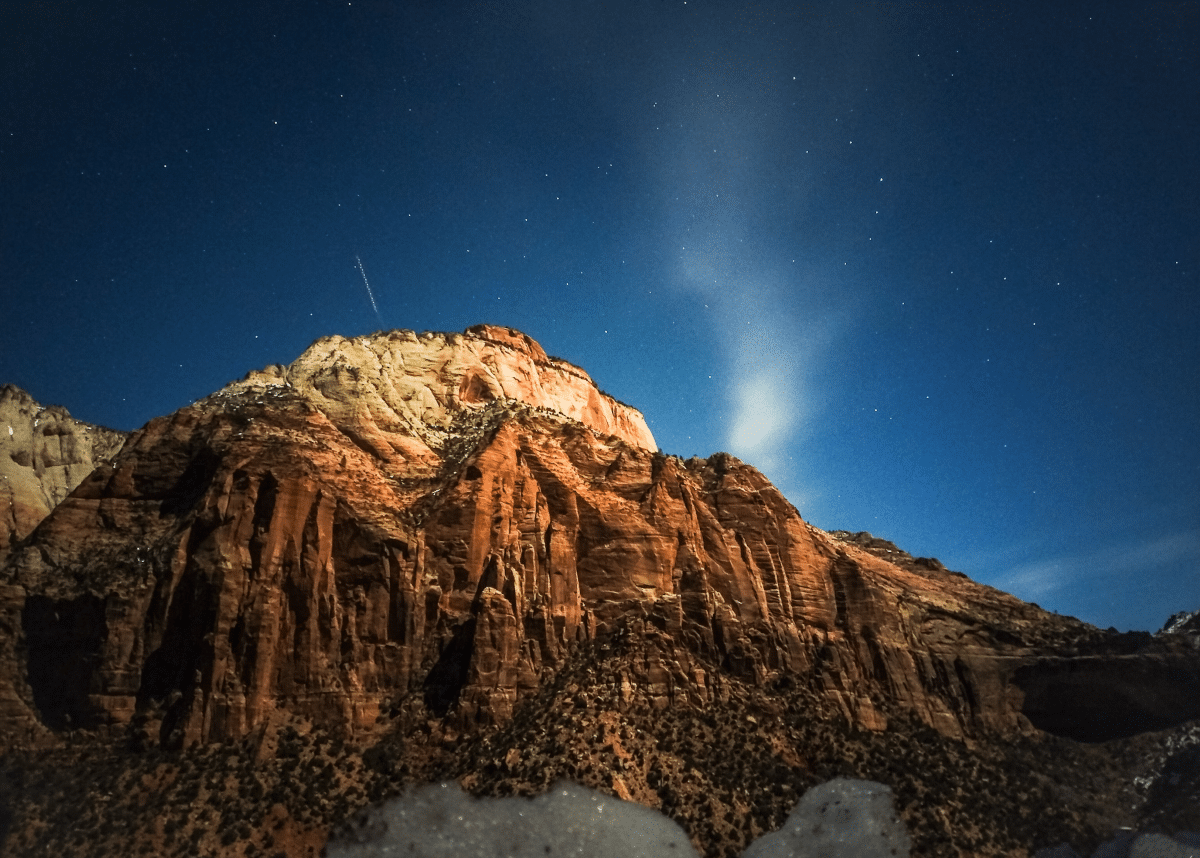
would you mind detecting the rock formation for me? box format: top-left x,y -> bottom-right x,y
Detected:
218,324 -> 656,460
1161,610 -> 1200,637
0,385 -> 127,560
0,325 -> 1197,858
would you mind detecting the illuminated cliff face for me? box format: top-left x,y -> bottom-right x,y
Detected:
1,326 -> 1198,858
0,324 -> 1095,750
0,384 -> 126,558
218,324 -> 655,464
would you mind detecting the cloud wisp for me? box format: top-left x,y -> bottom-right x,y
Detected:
992,527 -> 1200,629
689,271 -> 813,478
662,102 -> 836,490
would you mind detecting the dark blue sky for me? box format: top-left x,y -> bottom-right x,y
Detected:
3,2 -> 1197,631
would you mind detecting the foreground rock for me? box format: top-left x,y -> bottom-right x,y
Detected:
325,776 -> 911,858
1,325 -> 1198,857
326,779 -> 704,858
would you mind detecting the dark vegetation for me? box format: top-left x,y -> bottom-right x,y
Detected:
2,620 -> 1196,858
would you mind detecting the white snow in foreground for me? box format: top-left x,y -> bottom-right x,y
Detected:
326,779 -> 701,857
326,778 -> 908,858
742,778 -> 909,858
325,777 -> 1200,858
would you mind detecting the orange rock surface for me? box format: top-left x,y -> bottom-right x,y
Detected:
1,327 -> 1196,757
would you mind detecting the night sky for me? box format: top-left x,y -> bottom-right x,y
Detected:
3,2 -> 1198,632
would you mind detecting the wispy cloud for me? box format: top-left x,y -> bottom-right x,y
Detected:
705,281 -> 837,480
660,109 -> 838,488
523,3 -> 867,497
1103,529 -> 1200,573
991,527 -> 1200,624
674,237 -> 816,479
993,559 -> 1070,602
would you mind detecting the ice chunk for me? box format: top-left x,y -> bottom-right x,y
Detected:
742,777 -> 910,858
325,780 -> 701,858
1130,833 -> 1200,858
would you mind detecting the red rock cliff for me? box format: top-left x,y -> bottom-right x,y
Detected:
1,328 -> 1196,754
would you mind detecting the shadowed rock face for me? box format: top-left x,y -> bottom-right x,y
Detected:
1,326 -> 1198,858
1014,653 -> 1200,742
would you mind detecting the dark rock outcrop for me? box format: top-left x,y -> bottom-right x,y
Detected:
1161,610 -> 1200,637
1013,654 -> 1200,742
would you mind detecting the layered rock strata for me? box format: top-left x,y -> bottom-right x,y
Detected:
215,324 -> 656,462
2,325 -> 1200,858
3,326 -> 1195,757
0,385 -> 127,559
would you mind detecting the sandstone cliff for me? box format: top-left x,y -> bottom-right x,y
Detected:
2,325 -> 1194,751
0,385 -> 127,559
215,324 -> 656,463
1,326 -> 1197,858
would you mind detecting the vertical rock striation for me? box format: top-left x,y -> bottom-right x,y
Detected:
0,385 -> 127,558
3,325 -> 1200,858
0,325 -> 1196,759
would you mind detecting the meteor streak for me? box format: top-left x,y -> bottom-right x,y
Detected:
355,255 -> 384,325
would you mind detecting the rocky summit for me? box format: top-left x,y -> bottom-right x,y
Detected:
0,384 -> 127,562
0,324 -> 1197,858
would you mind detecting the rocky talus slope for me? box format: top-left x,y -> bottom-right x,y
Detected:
0,325 -> 1196,858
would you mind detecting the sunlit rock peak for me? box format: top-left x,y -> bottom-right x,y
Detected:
0,384 -> 126,557
209,324 -> 656,464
